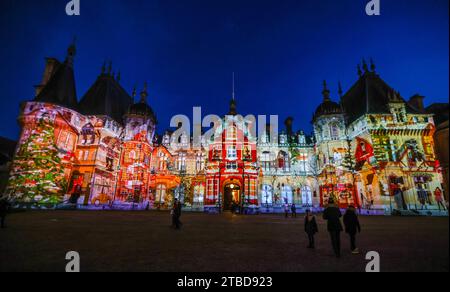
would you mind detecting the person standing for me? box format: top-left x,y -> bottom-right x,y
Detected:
0,199 -> 10,229
304,210 -> 318,249
323,198 -> 343,258
434,187 -> 446,211
176,199 -> 183,228
343,205 -> 362,254
291,203 -> 297,218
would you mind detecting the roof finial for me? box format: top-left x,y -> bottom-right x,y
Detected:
322,80 -> 331,102
108,60 -> 112,75
362,58 -> 369,73
66,36 -> 77,67
338,81 -> 343,98
232,72 -> 236,101
357,64 -> 363,77
101,61 -> 106,74
132,86 -> 137,99
370,58 -> 376,72
140,82 -> 148,103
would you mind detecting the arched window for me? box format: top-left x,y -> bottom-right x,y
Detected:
261,185 -> 273,205
156,184 -> 167,203
281,185 -> 293,204
193,184 -> 205,204
301,186 -> 313,207
129,150 -> 136,160
278,151 -> 290,171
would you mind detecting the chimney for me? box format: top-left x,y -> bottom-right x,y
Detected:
408,94 -> 425,112
285,117 -> 294,136
35,58 -> 61,97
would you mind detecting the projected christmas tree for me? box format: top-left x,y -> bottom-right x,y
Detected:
6,117 -> 67,204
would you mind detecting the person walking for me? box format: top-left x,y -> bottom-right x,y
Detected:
323,198 -> 343,258
304,210 -> 318,249
343,205 -> 361,254
0,199 -> 10,229
284,203 -> 289,218
291,203 -> 297,218
434,187 -> 446,211
172,199 -> 181,229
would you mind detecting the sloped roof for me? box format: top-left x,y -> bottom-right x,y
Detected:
341,70 -> 421,124
426,103 -> 449,126
34,46 -> 78,109
0,137 -> 17,164
78,73 -> 133,124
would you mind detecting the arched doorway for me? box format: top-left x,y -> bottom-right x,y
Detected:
224,183 -> 241,210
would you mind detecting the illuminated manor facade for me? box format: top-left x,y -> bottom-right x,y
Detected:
3,45 -> 447,215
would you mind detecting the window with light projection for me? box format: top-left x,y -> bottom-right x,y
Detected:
6,116 -> 68,204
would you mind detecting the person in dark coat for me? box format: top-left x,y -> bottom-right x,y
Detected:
304,210 -> 318,249
291,203 -> 297,218
172,199 -> 182,230
0,199 -> 10,229
172,199 -> 179,229
323,198 -> 343,258
343,205 -> 361,254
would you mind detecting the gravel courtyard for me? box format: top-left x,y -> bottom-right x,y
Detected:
0,211 -> 448,272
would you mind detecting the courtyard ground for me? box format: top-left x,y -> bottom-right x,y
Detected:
0,211 -> 448,272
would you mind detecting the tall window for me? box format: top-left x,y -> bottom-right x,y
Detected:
196,153 -> 205,172
261,185 -> 273,205
278,151 -> 290,171
301,186 -> 313,207
227,145 -> 238,160
330,123 -> 340,140
227,126 -> 238,140
193,184 -> 205,204
261,151 -> 272,171
156,184 -> 167,203
281,185 -> 293,204
177,152 -> 187,171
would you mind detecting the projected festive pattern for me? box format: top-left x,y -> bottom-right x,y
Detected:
2,45 -> 445,214
6,116 -> 68,204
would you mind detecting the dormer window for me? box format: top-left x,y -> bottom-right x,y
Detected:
330,123 -> 340,140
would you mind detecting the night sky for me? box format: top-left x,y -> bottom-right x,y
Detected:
0,0 -> 448,140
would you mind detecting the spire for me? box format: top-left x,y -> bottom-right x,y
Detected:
370,58 -> 376,72
338,81 -> 343,98
65,36 -> 77,68
101,61 -> 106,75
108,61 -> 112,75
322,80 -> 331,102
357,64 -> 363,77
132,86 -> 137,99
228,72 -> 237,115
362,58 -> 369,73
232,72 -> 236,101
116,71 -> 121,82
140,82 -> 148,103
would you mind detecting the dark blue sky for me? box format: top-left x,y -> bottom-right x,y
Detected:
0,0 -> 448,140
